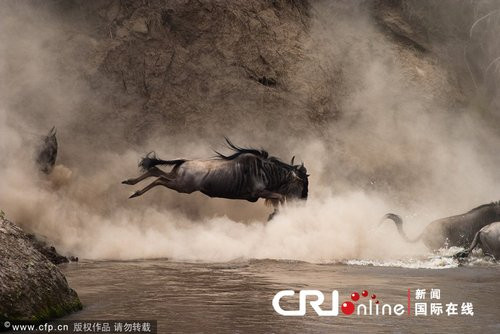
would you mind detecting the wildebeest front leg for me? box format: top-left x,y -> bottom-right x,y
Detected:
257,190 -> 284,221
257,190 -> 284,202
267,207 -> 279,221
129,177 -> 173,198
122,167 -> 170,185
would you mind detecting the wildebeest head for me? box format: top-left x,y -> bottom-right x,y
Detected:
297,163 -> 309,199
285,157 -> 309,201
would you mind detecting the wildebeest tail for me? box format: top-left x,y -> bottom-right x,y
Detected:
380,213 -> 422,243
139,152 -> 186,171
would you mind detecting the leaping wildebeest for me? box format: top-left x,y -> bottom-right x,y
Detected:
36,126 -> 58,174
381,201 -> 500,250
122,139 -> 309,220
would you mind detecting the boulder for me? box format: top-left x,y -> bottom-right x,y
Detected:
0,216 -> 81,321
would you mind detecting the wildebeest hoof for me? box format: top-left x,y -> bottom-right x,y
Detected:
122,179 -> 134,185
129,191 -> 140,199
453,251 -> 469,259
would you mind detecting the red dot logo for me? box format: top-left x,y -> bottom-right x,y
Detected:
351,292 -> 360,301
361,290 -> 368,297
371,294 -> 376,299
341,301 -> 355,315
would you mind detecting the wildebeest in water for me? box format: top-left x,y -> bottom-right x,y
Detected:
454,221 -> 500,260
122,139 -> 309,220
381,201 -> 500,250
36,126 -> 58,174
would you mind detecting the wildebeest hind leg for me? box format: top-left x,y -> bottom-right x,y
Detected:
122,167 -> 170,185
129,177 -> 174,198
454,231 -> 482,259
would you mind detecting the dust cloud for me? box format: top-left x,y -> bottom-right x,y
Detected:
0,1 -> 498,262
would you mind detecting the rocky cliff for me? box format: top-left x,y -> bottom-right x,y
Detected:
16,0 -> 495,143
0,216 -> 81,321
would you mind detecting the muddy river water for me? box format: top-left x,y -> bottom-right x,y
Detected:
60,258 -> 500,333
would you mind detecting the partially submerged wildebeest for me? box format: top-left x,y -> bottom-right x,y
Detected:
122,139 -> 309,220
36,126 -> 58,174
381,201 -> 500,250
454,222 -> 500,260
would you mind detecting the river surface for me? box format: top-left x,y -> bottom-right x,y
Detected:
60,259 -> 500,333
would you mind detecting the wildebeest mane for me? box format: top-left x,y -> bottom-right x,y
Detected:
215,137 -> 270,160
466,201 -> 500,213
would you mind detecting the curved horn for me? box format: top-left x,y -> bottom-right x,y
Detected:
291,156 -> 295,165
